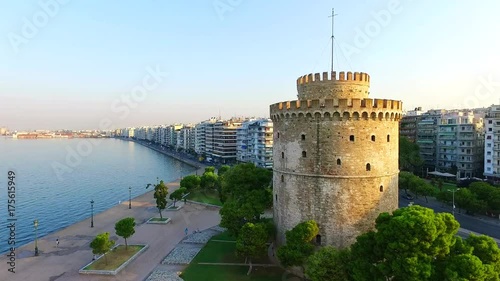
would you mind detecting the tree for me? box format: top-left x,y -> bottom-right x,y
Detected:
399,136 -> 424,174
455,188 -> 475,214
416,180 -> 435,202
200,171 -> 218,191
236,222 -> 269,275
90,232 -> 115,264
147,180 -> 169,219
277,220 -> 319,273
115,217 -> 135,250
217,165 -> 230,176
204,166 -> 216,173
169,187 -> 187,207
437,178 -> 444,192
219,163 -> 273,236
349,206 -> 460,281
180,175 -> 201,191
444,254 -> 487,281
399,171 -> 413,194
466,234 -> 500,272
217,165 -> 231,203
306,246 -> 352,281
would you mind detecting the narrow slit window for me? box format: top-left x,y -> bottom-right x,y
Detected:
281,152 -> 284,159
337,159 -> 341,165
350,135 -> 355,142
380,185 -> 384,192
281,175 -> 284,182
302,151 -> 307,158
371,135 -> 375,142
366,163 -> 371,171
387,135 -> 390,142
301,134 -> 306,140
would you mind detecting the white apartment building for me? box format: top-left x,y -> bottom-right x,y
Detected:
237,119 -> 273,169
436,111 -> 484,178
176,124 -> 195,152
194,118 -> 217,155
484,105 -> 500,182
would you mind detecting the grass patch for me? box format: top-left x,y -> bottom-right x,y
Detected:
150,218 -> 169,221
212,231 -> 237,241
84,245 -> 144,271
186,190 -> 222,206
181,232 -> 282,280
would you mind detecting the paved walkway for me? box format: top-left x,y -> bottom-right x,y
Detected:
0,170 -> 221,281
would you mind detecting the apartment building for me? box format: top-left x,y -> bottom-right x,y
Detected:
436,111 -> 484,178
194,118 -> 217,155
416,110 -> 444,172
206,118 -> 243,164
400,108 -> 423,142
484,105 -> 500,182
176,124 -> 195,152
236,119 -> 273,169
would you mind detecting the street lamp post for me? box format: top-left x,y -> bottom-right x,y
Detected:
90,200 -> 94,228
449,188 -> 460,217
33,219 -> 39,256
129,187 -> 132,209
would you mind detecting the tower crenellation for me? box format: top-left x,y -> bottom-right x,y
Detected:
296,71 -> 371,100
271,70 -> 402,248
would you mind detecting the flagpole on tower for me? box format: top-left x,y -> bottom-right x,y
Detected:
329,8 -> 338,72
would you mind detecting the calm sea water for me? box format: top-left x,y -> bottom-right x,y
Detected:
0,137 -> 195,254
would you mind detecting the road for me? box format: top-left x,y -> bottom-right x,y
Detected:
398,190 -> 500,240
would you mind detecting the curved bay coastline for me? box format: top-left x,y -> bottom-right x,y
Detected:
0,137 -> 200,254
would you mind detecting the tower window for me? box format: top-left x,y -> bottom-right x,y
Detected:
380,185 -> 384,192
281,152 -> 284,159
315,234 -> 322,245
337,159 -> 341,165
277,132 -> 280,138
275,194 -> 277,201
281,175 -> 284,182
387,135 -> 390,142
371,135 -> 375,142
302,151 -> 307,158
366,163 -> 371,171
301,134 -> 306,140
350,135 -> 355,142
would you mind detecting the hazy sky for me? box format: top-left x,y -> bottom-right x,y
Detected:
1,0 -> 499,130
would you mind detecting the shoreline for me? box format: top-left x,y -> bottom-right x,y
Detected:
117,137 -> 205,170
0,141 -> 205,256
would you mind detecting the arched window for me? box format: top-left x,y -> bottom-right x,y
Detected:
301,134 -> 306,140
380,185 -> 384,192
315,234 -> 322,245
387,134 -> 390,142
281,152 -> 284,159
371,135 -> 376,142
366,163 -> 371,171
350,135 -> 355,142
337,159 -> 341,165
302,151 -> 307,158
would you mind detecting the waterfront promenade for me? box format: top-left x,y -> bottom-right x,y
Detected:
0,168 -> 221,281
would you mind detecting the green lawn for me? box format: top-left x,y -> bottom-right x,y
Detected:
84,245 -> 144,271
186,190 -> 222,206
181,232 -> 290,281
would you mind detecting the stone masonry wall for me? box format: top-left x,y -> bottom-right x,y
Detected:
271,71 -> 402,248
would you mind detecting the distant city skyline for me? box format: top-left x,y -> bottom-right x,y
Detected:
1,1 -> 499,130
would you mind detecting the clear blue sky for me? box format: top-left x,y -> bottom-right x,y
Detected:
1,0 -> 499,130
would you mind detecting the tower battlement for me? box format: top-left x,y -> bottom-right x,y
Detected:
270,98 -> 402,112
297,71 -> 371,100
296,71 -> 370,86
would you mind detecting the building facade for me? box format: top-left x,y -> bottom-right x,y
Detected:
271,71 -> 402,248
436,111 -> 484,178
236,119 -> 273,169
485,105 -> 500,182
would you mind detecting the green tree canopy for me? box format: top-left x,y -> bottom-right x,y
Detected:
350,206 -> 460,281
115,217 -> 136,250
399,136 -> 424,174
169,187 -> 187,207
219,163 -> 273,237
90,232 -> 115,264
306,246 -> 351,281
180,175 -> 201,191
236,222 -> 269,275
277,220 -> 319,272
200,171 -> 218,191
147,180 -> 168,219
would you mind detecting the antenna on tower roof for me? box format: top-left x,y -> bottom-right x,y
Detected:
329,8 -> 338,72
